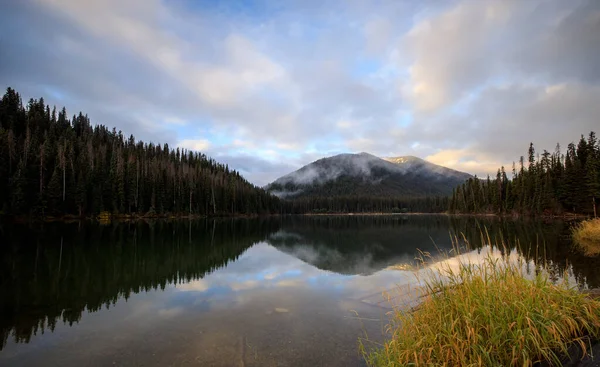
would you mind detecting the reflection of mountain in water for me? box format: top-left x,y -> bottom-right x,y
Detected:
2,215 -> 600,352
0,219 -> 280,350
268,216 -> 600,288
268,215 -> 458,275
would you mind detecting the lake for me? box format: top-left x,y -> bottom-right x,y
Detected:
1,215 -> 599,366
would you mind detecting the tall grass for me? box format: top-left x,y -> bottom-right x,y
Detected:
573,218 -> 600,256
362,248 -> 600,366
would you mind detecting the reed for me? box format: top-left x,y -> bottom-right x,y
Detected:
573,218 -> 600,256
363,244 -> 600,366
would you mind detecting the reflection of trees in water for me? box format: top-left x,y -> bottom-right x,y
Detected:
0,219 -> 280,350
270,216 -> 600,288
2,216 -> 599,351
450,217 -> 600,289
268,215 -> 459,275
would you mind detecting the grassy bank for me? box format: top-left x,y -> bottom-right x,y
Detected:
363,252 -> 600,366
573,218 -> 600,256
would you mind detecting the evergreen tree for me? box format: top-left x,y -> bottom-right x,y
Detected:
448,132 -> 599,216
0,87 -> 283,218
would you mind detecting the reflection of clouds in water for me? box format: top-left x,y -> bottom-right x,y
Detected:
178,279 -> 210,292
268,230 -> 304,241
279,244 -> 385,275
275,279 -> 307,288
200,292 -> 260,311
156,247 -> 529,323
404,246 -> 546,289
264,272 -> 278,280
98,245 -> 528,338
175,242 -> 321,295
172,242 -> 547,317
157,306 -> 184,319
172,241 -> 422,309
340,269 -> 416,297
230,280 -> 260,291
284,244 -> 323,264
126,300 -> 157,319
423,246 -> 520,274
174,244 -> 532,308
210,242 -> 295,276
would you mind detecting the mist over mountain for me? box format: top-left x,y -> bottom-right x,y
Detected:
382,156 -> 473,181
266,153 -> 471,199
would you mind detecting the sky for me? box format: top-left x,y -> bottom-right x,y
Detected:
1,0 -> 599,186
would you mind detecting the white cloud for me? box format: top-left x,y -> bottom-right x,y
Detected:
178,139 -> 212,152
164,117 -> 188,126
426,149 -> 504,178
364,16 -> 393,55
2,0 -> 599,185
403,1 -> 515,112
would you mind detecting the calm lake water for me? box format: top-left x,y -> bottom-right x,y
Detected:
1,215 -> 599,366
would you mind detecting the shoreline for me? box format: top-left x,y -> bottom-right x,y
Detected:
1,212 -> 279,224
302,212 -> 590,220
365,253 -> 600,366
1,211 -> 591,224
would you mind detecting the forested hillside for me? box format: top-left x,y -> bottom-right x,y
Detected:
267,153 -> 470,199
0,88 -> 281,218
285,196 -> 449,214
449,132 -> 600,216
266,152 -> 467,213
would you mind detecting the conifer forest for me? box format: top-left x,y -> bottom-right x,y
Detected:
449,132 -> 600,216
0,88 -> 282,218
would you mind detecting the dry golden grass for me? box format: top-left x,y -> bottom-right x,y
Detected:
573,218 -> 600,256
362,250 -> 600,367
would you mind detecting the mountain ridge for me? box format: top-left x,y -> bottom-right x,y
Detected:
266,152 -> 472,199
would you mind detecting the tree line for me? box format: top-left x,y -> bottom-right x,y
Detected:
284,196 -> 449,214
449,132 -> 600,216
0,87 -> 282,218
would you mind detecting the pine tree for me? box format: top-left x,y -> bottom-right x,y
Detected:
0,87 -> 282,218
47,166 -> 62,215
585,158 -> 599,217
585,132 -> 600,217
444,132 -> 597,216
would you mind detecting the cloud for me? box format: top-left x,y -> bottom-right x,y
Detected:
465,82 -> 600,161
1,0 -> 598,184
425,149 -> 504,178
402,0 -> 600,112
178,139 -> 212,152
203,152 -> 299,186
403,1 -> 528,112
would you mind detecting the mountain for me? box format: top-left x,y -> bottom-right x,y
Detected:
266,152 -> 471,199
382,155 -> 472,182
